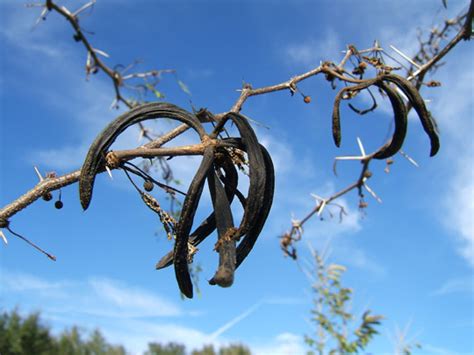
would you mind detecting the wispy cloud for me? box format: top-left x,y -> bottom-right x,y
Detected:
285,29 -> 342,68
431,53 -> 474,267
251,332 -> 306,355
432,276 -> 474,296
1,270 -> 70,294
89,277 -> 183,317
1,270 -> 306,354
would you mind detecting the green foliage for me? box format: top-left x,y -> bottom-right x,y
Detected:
218,343 -> 251,355
190,343 -> 251,355
145,341 -> 186,355
177,80 -> 191,95
0,309 -> 252,355
146,83 -> 165,99
305,250 -> 383,354
0,309 -> 54,355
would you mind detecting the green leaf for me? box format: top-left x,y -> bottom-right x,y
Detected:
178,80 -> 191,95
145,83 -> 164,99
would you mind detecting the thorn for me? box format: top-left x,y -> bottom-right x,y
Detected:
34,166 -> 44,182
0,230 -> 8,245
317,200 -> 327,216
310,193 -> 325,201
399,150 -> 419,167
72,0 -> 96,17
92,48 -> 110,58
335,155 -> 365,161
390,45 -> 422,69
356,137 -> 366,157
109,98 -> 118,110
363,183 -> 382,203
105,166 -> 114,180
60,5 -> 72,16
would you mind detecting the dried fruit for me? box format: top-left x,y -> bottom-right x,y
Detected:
42,192 -> 53,202
55,200 -> 63,209
143,180 -> 154,192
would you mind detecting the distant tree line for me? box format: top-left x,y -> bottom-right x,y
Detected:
0,309 -> 250,355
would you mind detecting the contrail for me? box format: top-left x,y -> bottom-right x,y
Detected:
209,300 -> 263,340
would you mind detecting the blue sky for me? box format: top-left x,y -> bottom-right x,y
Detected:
0,0 -> 473,354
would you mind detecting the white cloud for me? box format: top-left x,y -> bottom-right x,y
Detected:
423,344 -> 459,355
89,277 -> 182,317
285,29 -> 342,68
432,276 -> 474,296
1,270 -> 309,354
430,53 -> 474,267
0,270 -> 69,293
252,332 -> 306,355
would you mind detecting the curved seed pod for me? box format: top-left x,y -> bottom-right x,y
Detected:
173,146 -> 215,298
79,102 -> 206,210
382,74 -> 440,156
372,81 -> 408,159
207,165 -> 236,287
235,142 -> 275,269
219,138 -> 275,269
222,113 -> 266,239
332,79 -> 378,147
155,150 -> 240,270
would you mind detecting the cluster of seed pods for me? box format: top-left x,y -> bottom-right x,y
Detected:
332,73 -> 440,159
78,102 -> 274,298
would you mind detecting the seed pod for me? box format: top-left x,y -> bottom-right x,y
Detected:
382,74 -> 440,156
55,200 -> 63,209
304,96 -> 311,104
206,166 -> 236,287
173,146 -> 215,298
372,81 -> 408,159
156,149 -> 240,270
79,102 -> 206,210
332,78 -> 378,147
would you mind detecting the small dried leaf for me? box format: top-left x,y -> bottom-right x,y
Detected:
177,80 -> 191,95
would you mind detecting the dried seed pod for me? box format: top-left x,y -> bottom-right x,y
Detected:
332,78 -> 378,147
372,81 -> 408,159
206,166 -> 236,287
55,200 -> 63,209
382,74 -> 440,156
173,146 -> 215,298
79,102 -> 206,210
234,140 -> 275,269
156,149 -> 239,270
304,96 -> 312,104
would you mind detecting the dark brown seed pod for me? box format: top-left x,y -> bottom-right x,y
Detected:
332,78 -> 378,147
156,149 -> 239,270
218,113 -> 267,240
143,180 -> 154,192
173,146 -> 215,298
304,96 -> 312,104
371,81 -> 408,159
42,192 -> 53,202
206,166 -> 236,287
382,74 -> 440,156
234,141 -> 275,269
218,137 -> 275,269
55,200 -> 63,209
79,102 -> 206,210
